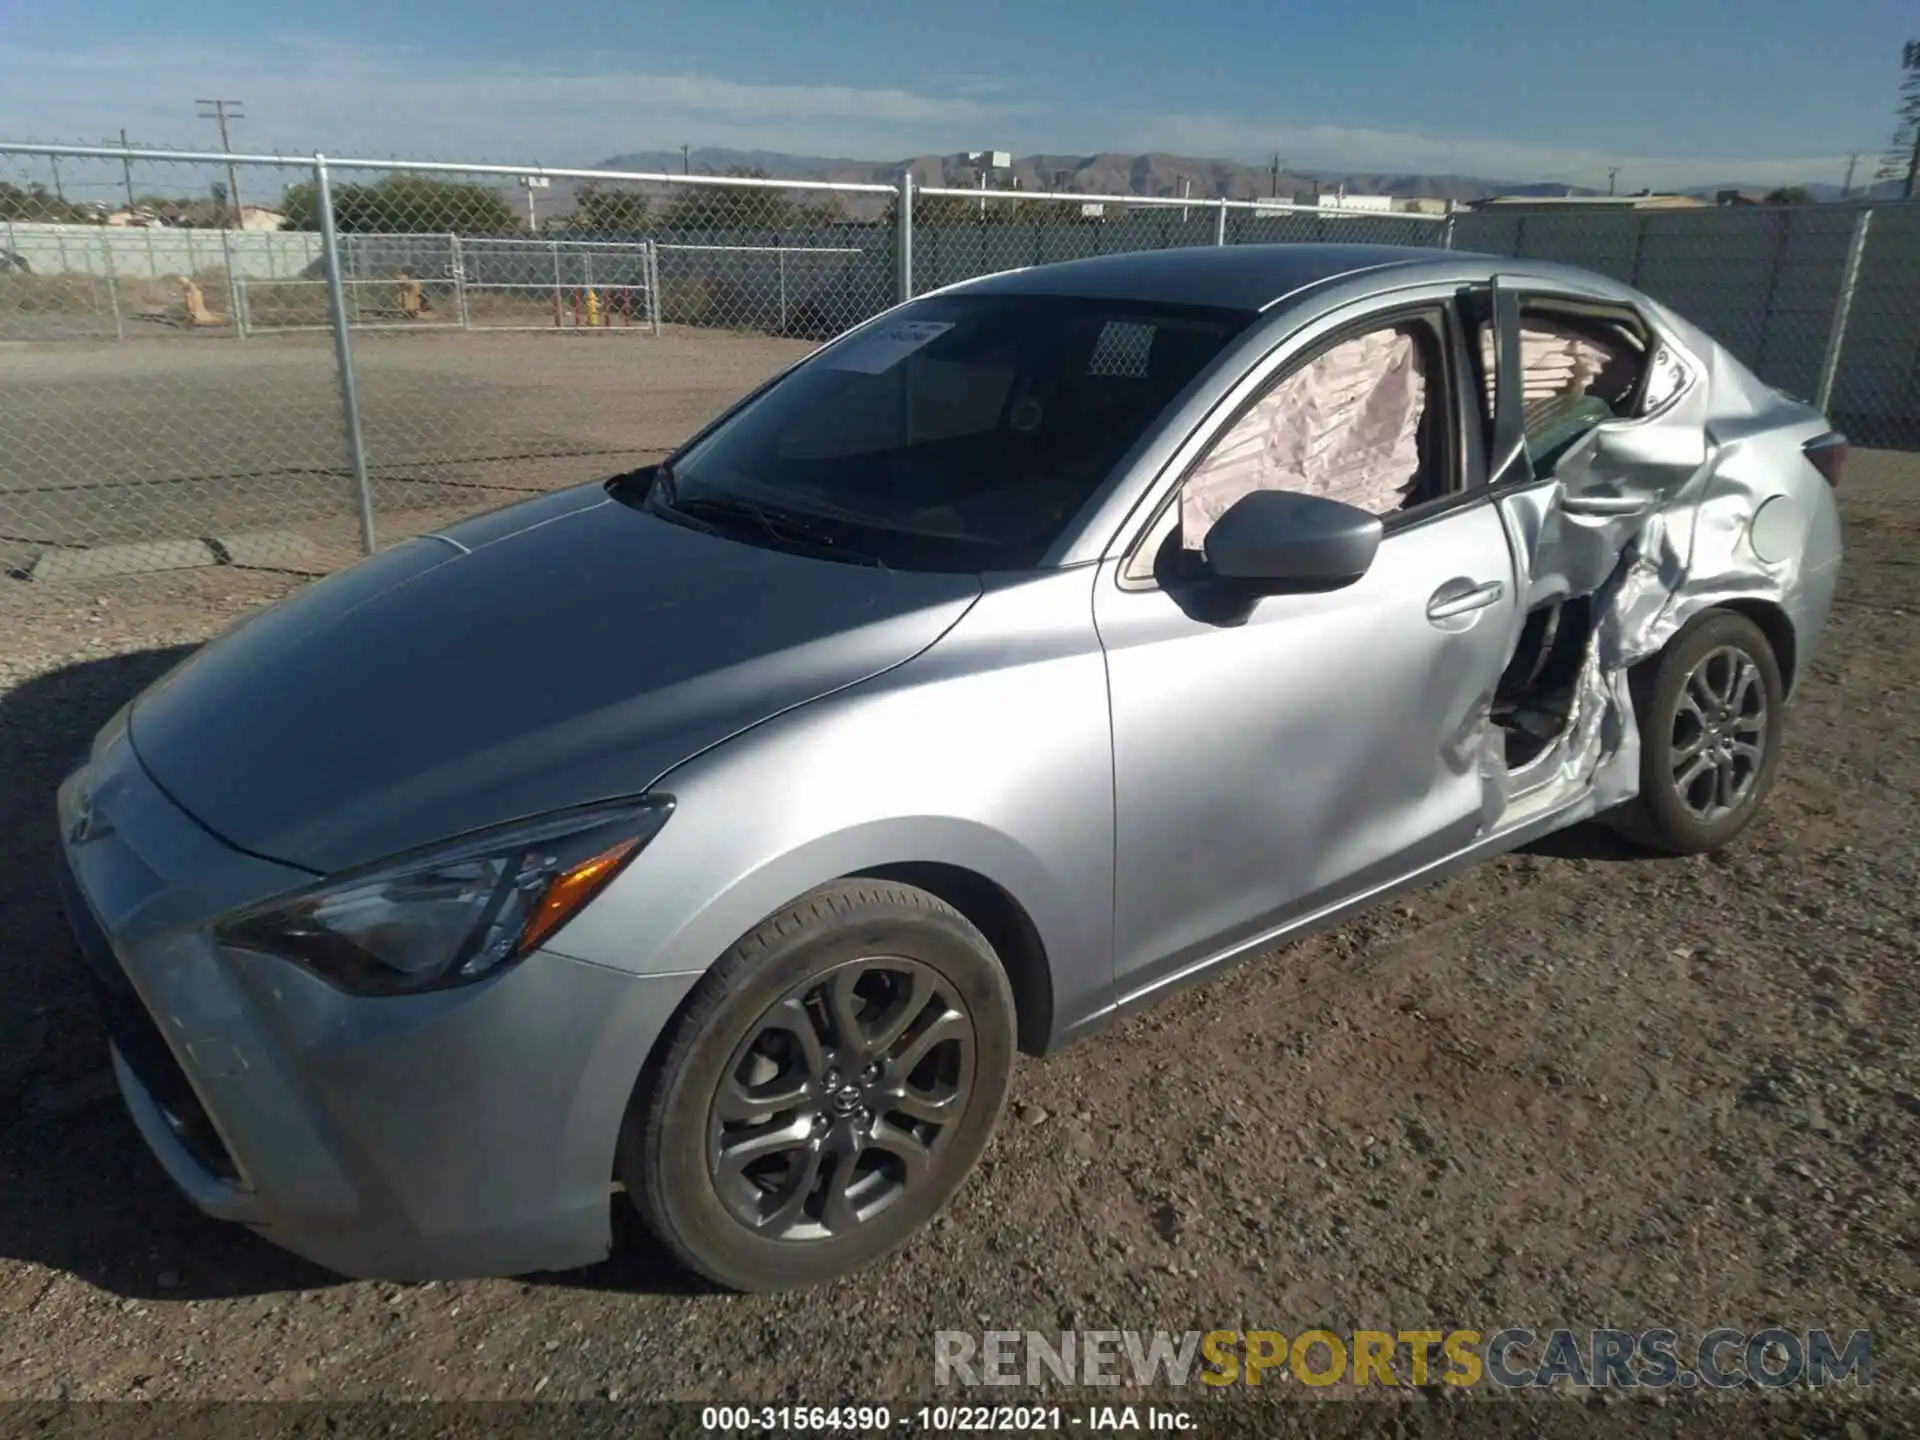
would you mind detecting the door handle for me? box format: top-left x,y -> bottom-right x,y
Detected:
1426,579 -> 1505,622
1561,493 -> 1654,518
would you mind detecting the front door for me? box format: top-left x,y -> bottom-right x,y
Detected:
1095,300 -> 1521,998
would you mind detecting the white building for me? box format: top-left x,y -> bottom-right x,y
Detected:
1291,190 -> 1398,214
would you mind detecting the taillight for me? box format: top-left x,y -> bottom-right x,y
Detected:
1803,431 -> 1847,488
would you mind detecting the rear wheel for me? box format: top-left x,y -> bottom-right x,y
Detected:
1611,610 -> 1785,854
621,881 -> 1015,1291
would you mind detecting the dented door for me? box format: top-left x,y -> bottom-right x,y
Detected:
1485,275 -> 1713,614
1096,500 -> 1518,1000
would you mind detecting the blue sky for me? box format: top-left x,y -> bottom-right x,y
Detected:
1,0 -> 1912,187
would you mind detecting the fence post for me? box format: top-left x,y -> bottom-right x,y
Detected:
646,240 -> 663,336
896,170 -> 914,302
1441,210 -> 1457,250
778,245 -> 787,334
1214,198 -> 1228,247
1757,207 -> 1794,378
449,232 -> 471,330
216,224 -> 247,340
1814,207 -> 1873,416
314,155 -> 379,557
100,230 -> 126,342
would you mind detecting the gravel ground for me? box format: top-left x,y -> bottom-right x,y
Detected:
0,452 -> 1913,1426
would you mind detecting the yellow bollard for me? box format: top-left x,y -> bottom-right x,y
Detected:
585,289 -> 600,328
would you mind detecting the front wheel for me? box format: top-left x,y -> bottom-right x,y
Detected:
620,881 -> 1016,1291
1611,610 -> 1786,854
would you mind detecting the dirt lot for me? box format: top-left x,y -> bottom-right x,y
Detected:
0,329 -> 812,570
0,450 -> 1913,1424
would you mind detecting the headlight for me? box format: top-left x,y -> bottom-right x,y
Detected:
214,798 -> 673,996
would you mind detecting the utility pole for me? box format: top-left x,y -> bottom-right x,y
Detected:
1270,153 -> 1281,198
1607,166 -> 1620,195
195,98 -> 246,225
1842,152 -> 1860,198
681,143 -> 690,176
119,127 -> 136,210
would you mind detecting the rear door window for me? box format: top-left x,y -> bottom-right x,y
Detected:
1474,300 -> 1657,478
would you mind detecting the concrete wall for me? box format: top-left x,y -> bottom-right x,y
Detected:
0,222 -> 324,280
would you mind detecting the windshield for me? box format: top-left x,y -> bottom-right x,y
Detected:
658,293 -> 1254,570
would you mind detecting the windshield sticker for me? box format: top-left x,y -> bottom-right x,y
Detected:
825,320 -> 955,374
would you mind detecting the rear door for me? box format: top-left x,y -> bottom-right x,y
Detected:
1095,289 -> 1521,1000
1480,276 -> 1713,610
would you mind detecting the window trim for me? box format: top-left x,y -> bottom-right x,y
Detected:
1118,299 -> 1473,588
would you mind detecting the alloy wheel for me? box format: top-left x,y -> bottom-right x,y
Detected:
1670,644 -> 1768,822
707,956 -> 974,1241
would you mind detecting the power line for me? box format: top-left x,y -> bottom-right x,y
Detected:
195,98 -> 246,224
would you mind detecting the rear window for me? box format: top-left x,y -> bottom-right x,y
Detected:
664,293 -> 1254,570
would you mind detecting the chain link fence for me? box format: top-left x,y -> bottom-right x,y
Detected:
1838,204 -> 1920,450
1447,202 -> 1920,448
1,148 -> 371,578
2,137 -> 1917,585
908,186 -> 1447,292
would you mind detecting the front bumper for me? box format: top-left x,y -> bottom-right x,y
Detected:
55,718 -> 702,1280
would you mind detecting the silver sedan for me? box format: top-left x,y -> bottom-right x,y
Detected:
58,244 -> 1844,1290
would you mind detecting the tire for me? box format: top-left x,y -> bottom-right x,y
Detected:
620,880 -> 1016,1291
1609,610 -> 1786,855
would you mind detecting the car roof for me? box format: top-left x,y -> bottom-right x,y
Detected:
948,243 -> 1484,312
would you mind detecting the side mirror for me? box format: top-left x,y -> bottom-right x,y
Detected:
1202,489 -> 1384,592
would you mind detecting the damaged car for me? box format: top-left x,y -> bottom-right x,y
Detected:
57,244 -> 1844,1292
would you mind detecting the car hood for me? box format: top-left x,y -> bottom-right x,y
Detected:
129,485 -> 981,874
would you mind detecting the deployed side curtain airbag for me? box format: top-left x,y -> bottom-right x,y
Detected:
1480,322 -> 1637,409
1182,329 -> 1426,548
